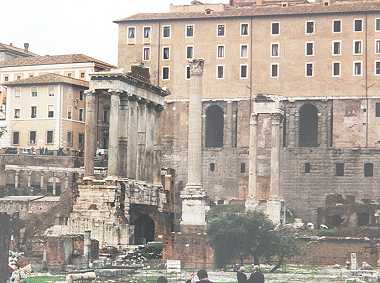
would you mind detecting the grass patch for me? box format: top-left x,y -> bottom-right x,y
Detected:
26,275 -> 66,283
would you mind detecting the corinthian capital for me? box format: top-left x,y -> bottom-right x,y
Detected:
189,58 -> 205,76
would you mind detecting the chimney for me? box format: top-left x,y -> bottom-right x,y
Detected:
24,43 -> 29,52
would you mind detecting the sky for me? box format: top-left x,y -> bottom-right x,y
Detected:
0,0 -> 227,65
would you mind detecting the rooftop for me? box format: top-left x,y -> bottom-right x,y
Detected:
116,0 -> 380,22
0,42 -> 38,57
3,73 -> 89,88
0,54 -> 115,69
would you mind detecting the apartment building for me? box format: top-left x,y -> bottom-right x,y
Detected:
4,73 -> 88,152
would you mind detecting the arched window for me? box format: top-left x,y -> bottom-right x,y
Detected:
299,104 -> 319,147
205,105 -> 224,148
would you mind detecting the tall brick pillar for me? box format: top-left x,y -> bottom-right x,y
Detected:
180,59 -> 208,229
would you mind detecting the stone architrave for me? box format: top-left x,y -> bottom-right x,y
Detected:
180,59 -> 208,228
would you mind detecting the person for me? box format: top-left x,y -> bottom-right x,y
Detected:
237,266 -> 248,283
156,276 -> 168,283
196,269 -> 213,283
248,266 -> 265,283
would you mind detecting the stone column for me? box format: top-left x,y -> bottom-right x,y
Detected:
107,89 -> 122,177
84,90 -> 97,177
83,230 -> 91,268
181,59 -> 208,228
64,173 -> 69,191
27,171 -> 32,188
152,107 -> 162,185
136,101 -> 147,181
248,113 -> 258,199
145,104 -> 155,184
127,97 -> 138,180
14,171 -> 19,190
288,104 -> 297,148
40,173 -> 45,193
119,98 -> 129,177
52,173 -> 56,196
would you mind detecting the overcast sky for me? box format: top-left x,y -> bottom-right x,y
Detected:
0,0 -> 227,65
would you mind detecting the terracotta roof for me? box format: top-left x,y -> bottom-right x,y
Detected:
0,54 -> 115,69
0,43 -> 38,57
3,73 -> 89,88
115,0 -> 380,22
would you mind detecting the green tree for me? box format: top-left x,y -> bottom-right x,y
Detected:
207,209 -> 299,269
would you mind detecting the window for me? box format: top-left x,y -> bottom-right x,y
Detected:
241,163 -> 246,174
4,75 -> 8,82
299,104 -> 318,147
67,106 -> 72,119
79,108 -> 85,121
305,42 -> 314,56
29,131 -> 36,145
186,65 -> 191,79
205,105 -> 224,147
186,25 -> 194,37
304,163 -> 311,173
354,61 -> 362,76
354,19 -> 363,32
31,106 -> 37,118
241,23 -> 249,36
143,26 -> 151,39
162,66 -> 170,80
333,19 -> 342,33
46,130 -> 54,144
127,26 -> 136,43
364,163 -> 374,177
210,163 -> 216,172
375,40 -> 380,54
80,72 -> 85,79
375,61 -> 380,75
12,132 -> 20,145
332,62 -> 341,77
217,45 -> 225,59
271,63 -> 279,78
305,63 -> 314,77
14,88 -> 21,97
240,44 -> 248,58
271,22 -> 280,35
67,131 -> 73,146
216,65 -> 224,79
162,25 -> 171,38
336,163 -> 344,176
143,47 -> 150,61
79,90 -> 84,101
162,47 -> 170,60
217,24 -> 225,37
67,73 -> 72,78
271,43 -> 279,57
48,105 -> 54,118
103,110 -> 108,123
14,109 -> 20,119
48,86 -> 55,97
306,21 -> 315,34
376,103 -> 380,117
376,18 -> 380,31
31,87 -> 37,97
78,133 -> 85,147
240,64 -> 248,79
186,46 -> 194,59
353,40 -> 362,55
332,41 -> 341,56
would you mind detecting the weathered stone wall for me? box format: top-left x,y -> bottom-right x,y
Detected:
0,213 -> 10,283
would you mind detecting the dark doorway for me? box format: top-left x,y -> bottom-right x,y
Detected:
205,105 -> 224,148
299,104 -> 319,147
134,215 -> 155,245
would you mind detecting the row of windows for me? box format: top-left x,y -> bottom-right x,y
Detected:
126,18 -> 380,43
209,162 -> 247,174
12,131 -> 84,146
13,106 -> 85,121
13,88 -> 85,100
3,71 -> 87,83
304,162 -> 375,177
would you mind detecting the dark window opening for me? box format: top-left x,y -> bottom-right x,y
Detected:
304,163 -> 311,173
134,215 -> 155,245
299,104 -> 319,147
376,103 -> 380,117
210,163 -> 215,172
205,105 -> 224,148
240,163 -> 246,173
217,200 -> 225,205
336,163 -> 344,176
364,163 -> 374,177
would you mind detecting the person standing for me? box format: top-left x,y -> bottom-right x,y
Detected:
237,266 -> 248,283
248,266 -> 265,283
195,270 -> 213,283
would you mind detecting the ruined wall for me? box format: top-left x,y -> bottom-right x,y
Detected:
0,213 -> 10,283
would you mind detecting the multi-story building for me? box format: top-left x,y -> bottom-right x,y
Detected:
4,73 -> 88,152
114,0 -> 380,223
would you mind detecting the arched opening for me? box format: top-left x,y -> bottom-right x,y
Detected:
299,104 -> 319,147
205,105 -> 224,148
134,215 -> 155,245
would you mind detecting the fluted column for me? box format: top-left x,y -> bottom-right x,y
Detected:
119,98 -> 129,177
136,101 -> 147,181
270,113 -> 282,200
84,90 -> 97,177
107,89 -> 122,177
248,113 -> 258,199
127,97 -> 138,180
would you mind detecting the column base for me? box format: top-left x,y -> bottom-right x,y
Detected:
266,199 -> 283,225
180,184 -> 208,227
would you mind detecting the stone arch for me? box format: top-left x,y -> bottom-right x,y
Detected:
205,104 -> 224,148
299,104 -> 319,147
